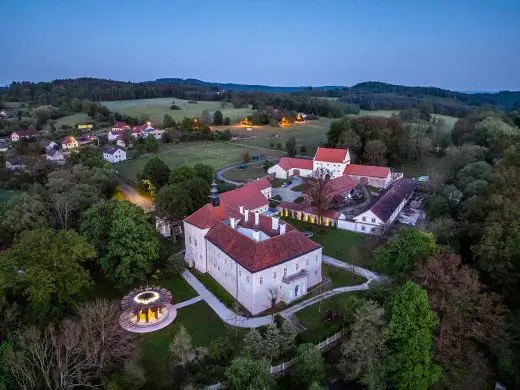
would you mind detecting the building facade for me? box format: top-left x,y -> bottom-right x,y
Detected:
103,146 -> 127,163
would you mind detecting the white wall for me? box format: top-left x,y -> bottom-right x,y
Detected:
348,173 -> 392,189
260,187 -> 272,199
313,161 -> 347,178
183,222 -> 210,272
288,167 -> 313,177
267,164 -> 288,179
108,131 -> 120,141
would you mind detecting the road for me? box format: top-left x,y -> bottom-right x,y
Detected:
117,181 -> 154,212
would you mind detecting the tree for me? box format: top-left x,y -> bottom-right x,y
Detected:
242,328 -> 265,360
5,299 -> 138,390
279,320 -> 298,356
374,228 -> 436,279
285,136 -> 297,157
241,151 -> 251,163
193,163 -> 215,184
122,128 -> 133,147
163,252 -> 187,278
186,177 -> 211,212
180,117 -> 193,131
0,229 -> 94,321
300,145 -> 307,154
200,110 -> 212,125
339,300 -> 387,390
263,323 -> 280,361
141,157 -> 171,192
225,357 -> 274,390
291,343 -> 326,388
144,134 -> 159,154
162,114 -> 176,129
81,200 -> 159,287
303,168 -> 333,225
213,110 -> 224,125
169,325 -> 193,369
169,166 -> 197,185
0,193 -> 49,241
386,282 -> 441,390
363,139 -> 387,166
413,253 -> 507,389
155,184 -> 192,243
223,117 -> 231,126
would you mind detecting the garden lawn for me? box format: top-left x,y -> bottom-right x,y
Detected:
270,178 -> 287,188
323,263 -> 366,288
54,112 -> 91,129
116,141 -> 283,183
102,98 -> 254,124
140,301 -> 245,389
221,164 -> 267,182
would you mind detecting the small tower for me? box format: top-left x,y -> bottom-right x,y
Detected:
210,177 -> 220,207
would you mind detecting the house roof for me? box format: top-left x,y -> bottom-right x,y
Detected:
328,174 -> 357,195
204,219 -> 320,273
13,127 -> 37,137
46,148 -> 64,158
370,179 -> 415,222
277,157 -> 313,171
62,136 -> 76,144
184,203 -> 241,229
103,146 -> 126,155
220,184 -> 269,211
113,122 -> 128,128
345,164 -> 391,179
314,147 -> 349,163
246,178 -> 271,192
6,155 -> 27,165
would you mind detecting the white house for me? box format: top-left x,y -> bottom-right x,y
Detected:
61,136 -> 79,150
183,201 -> 323,315
103,146 -> 127,163
0,140 -> 9,152
313,147 -> 351,178
11,127 -> 37,142
267,157 -> 313,179
46,149 -> 66,164
108,122 -> 130,141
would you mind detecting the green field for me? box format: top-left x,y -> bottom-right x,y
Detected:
117,141 -> 284,183
351,109 -> 398,118
101,97 -> 254,124
221,163 -> 267,182
54,112 -> 92,128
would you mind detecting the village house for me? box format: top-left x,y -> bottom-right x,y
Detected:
268,147 -> 393,189
39,140 -> 58,152
183,182 -> 323,315
5,155 -> 28,172
0,140 -> 9,153
46,148 -> 66,164
108,122 -> 130,141
11,127 -> 38,142
103,146 -> 127,163
61,136 -> 79,150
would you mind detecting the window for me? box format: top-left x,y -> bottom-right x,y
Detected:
218,266 -> 220,271
194,239 -> 197,247
362,216 -> 366,222
189,236 -> 192,244
315,270 -> 318,275
239,269 -> 241,276
296,263 -> 299,271
361,226 -> 366,231
260,276 -> 263,285
284,267 -> 287,277
306,259 -> 309,266
315,254 -> 318,262
247,276 -> 250,283
273,272 -> 277,280
371,218 -> 376,223
371,227 -> 376,233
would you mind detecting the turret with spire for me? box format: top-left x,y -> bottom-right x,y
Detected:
210,176 -> 220,207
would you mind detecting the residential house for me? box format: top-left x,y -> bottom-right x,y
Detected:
183,186 -> 322,315
0,140 -> 9,153
11,127 -> 37,142
46,148 -> 66,164
61,136 -> 79,150
267,157 -> 313,179
108,122 -> 130,141
103,146 -> 127,163
220,181 -> 270,213
5,155 -> 28,172
39,140 -> 58,152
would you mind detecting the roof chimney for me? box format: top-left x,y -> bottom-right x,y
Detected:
239,205 -> 244,215
271,216 -> 279,231
280,223 -> 286,235
254,211 -> 260,225
244,209 -> 250,222
252,230 -> 261,241
230,217 -> 239,229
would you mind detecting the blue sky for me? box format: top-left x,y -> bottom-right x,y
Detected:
1,0 -> 519,90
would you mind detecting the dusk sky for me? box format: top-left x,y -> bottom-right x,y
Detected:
1,0 -> 519,90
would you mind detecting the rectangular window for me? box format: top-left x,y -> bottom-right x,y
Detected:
315,270 -> 318,275
239,269 -> 241,277
306,259 -> 309,266
371,218 -> 376,223
194,239 -> 197,247
361,226 -> 366,231
273,272 -> 277,280
189,236 -> 192,244
296,263 -> 299,271
315,254 -> 318,262
247,276 -> 250,283
362,217 -> 366,222
284,267 -> 287,277
260,276 -> 263,285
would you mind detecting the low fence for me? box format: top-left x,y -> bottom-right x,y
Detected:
204,330 -> 344,389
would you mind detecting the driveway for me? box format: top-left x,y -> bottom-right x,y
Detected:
118,181 -> 154,212
271,177 -> 303,202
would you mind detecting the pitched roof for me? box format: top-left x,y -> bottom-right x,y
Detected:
370,179 -> 415,222
46,148 -> 62,157
328,174 -> 357,195
113,121 -> 128,128
245,178 -> 271,191
277,157 -> 313,171
103,146 -> 126,154
220,185 -> 269,211
13,127 -> 37,137
314,147 -> 349,163
183,203 -> 241,229
344,164 -> 391,179
204,220 -> 320,273
62,136 -> 76,144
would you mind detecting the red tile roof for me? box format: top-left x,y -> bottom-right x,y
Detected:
314,147 -> 349,163
113,122 -> 128,129
205,221 -> 320,273
220,185 -> 269,211
344,164 -> 391,179
277,157 -> 313,171
245,178 -> 271,192
328,174 -> 357,195
13,127 -> 37,138
62,136 -> 76,144
183,203 -> 240,229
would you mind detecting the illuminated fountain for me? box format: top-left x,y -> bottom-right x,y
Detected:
119,285 -> 177,333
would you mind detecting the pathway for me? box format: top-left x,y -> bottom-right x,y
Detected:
117,180 -> 154,212
173,296 -> 203,309
180,257 -> 386,328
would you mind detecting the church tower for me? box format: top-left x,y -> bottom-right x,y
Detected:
210,178 -> 220,207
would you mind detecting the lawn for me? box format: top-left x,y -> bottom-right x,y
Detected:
323,263 -> 365,288
349,109 -> 398,118
290,184 -> 304,192
0,190 -> 23,203
392,153 -> 451,178
102,97 -> 254,124
270,178 -> 288,188
140,300 -> 245,389
117,141 -> 283,183
54,112 -> 91,129
221,163 -> 267,182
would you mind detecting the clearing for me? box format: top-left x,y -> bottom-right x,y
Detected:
54,112 -> 91,129
221,162 -> 267,182
101,97 -> 254,124
117,141 -> 284,183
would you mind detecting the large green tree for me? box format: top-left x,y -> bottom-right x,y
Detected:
0,228 -> 94,321
225,357 -> 274,390
0,194 -> 49,241
193,163 -> 215,184
386,282 -> 441,390
155,184 -> 192,243
291,343 -> 326,388
375,228 -> 436,279
213,110 -> 224,126
81,200 -> 159,287
169,166 -> 197,185
285,136 -> 297,157
141,157 -> 171,192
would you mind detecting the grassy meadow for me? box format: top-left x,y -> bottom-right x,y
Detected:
117,141 -> 284,183
54,112 -> 91,128
101,97 -> 254,124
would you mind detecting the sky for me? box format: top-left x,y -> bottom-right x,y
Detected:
1,0 -> 519,90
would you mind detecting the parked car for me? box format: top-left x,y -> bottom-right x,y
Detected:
287,180 -> 293,185
281,182 -> 287,188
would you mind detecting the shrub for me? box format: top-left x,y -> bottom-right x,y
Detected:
163,252 -> 186,278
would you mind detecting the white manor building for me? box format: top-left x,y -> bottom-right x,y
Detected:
183,179 -> 323,315
268,147 -> 392,189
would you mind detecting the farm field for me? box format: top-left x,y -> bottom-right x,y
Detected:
101,97 -> 254,124
54,112 -> 91,129
117,141 -> 284,183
